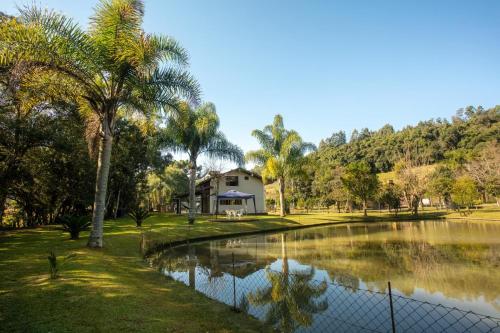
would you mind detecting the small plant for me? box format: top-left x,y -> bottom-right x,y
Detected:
60,215 -> 91,240
47,251 -> 76,279
129,205 -> 151,227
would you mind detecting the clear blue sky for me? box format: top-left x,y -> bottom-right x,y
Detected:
3,0 -> 500,153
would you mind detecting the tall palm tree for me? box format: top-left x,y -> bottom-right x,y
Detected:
0,0 -> 200,247
246,115 -> 315,217
162,102 -> 244,224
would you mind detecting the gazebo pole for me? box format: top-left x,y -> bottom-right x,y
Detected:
253,196 -> 257,215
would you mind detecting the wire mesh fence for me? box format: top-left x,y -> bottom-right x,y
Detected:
155,250 -> 500,333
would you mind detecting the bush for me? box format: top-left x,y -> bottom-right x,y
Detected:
60,215 -> 91,240
47,251 -> 76,279
129,206 -> 151,227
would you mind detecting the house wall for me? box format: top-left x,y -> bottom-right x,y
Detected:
209,170 -> 266,213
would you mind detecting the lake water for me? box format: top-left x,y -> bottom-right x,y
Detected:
149,220 -> 500,332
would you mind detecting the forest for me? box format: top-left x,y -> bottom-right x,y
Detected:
269,105 -> 499,214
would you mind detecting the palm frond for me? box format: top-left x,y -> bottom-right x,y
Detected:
148,67 -> 201,107
89,0 -> 143,52
203,132 -> 244,166
245,149 -> 269,165
251,129 -> 273,152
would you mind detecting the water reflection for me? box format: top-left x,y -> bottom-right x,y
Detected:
149,220 -> 500,331
246,235 -> 328,333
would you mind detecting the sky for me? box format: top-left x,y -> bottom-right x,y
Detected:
2,0 -> 500,156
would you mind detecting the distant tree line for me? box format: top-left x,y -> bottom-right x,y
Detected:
318,106 -> 498,172
266,106 -> 499,215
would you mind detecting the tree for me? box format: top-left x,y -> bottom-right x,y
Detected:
0,1 -> 200,247
427,165 -> 455,208
147,161 -> 189,212
465,141 -> 500,205
312,164 -> 347,212
341,162 -> 379,216
451,176 -> 479,211
1,60 -> 96,227
320,130 -> 346,148
161,102 -> 243,224
378,181 -> 402,214
246,115 -> 315,217
394,157 -> 430,215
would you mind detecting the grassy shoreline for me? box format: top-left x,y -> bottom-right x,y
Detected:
1,208 -> 499,332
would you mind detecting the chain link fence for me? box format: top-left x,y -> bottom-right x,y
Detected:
154,251 -> 500,333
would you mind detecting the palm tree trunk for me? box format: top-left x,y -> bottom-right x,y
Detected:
188,157 -> 197,224
88,131 -> 113,248
278,177 -> 286,217
281,233 -> 288,275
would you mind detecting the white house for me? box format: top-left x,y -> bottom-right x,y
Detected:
196,168 -> 266,214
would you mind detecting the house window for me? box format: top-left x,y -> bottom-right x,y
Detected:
244,176 -> 249,180
226,176 -> 238,186
220,199 -> 242,205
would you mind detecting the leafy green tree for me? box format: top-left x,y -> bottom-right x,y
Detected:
106,118 -> 168,219
312,164 -> 347,212
451,176 -> 479,211
286,156 -> 315,212
394,158 -> 430,215
466,141 -> 500,205
0,0 -> 199,247
246,115 -> 315,217
161,102 -> 243,224
319,130 -> 346,148
1,61 -> 96,227
147,161 -> 189,212
341,162 -> 379,216
378,181 -> 402,214
427,165 -> 455,208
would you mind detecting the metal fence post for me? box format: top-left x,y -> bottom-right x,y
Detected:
232,252 -> 237,311
388,281 -> 396,333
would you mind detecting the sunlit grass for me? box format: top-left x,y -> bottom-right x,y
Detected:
0,220 -> 267,332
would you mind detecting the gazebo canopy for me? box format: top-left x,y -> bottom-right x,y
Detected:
216,190 -> 255,199
215,190 -> 257,215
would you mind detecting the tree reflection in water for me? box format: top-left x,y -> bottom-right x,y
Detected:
246,234 -> 328,332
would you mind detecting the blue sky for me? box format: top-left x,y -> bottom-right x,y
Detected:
3,0 -> 500,154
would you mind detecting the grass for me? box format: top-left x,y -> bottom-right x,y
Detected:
1,207 -> 499,332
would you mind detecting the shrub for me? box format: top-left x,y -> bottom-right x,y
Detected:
129,206 -> 151,227
47,251 -> 76,279
60,215 -> 91,240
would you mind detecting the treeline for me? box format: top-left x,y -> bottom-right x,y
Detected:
0,62 -> 172,227
318,106 -> 499,172
272,106 -> 499,214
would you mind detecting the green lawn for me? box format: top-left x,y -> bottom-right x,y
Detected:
1,207 -> 499,332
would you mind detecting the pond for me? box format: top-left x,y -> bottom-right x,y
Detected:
148,220 -> 500,332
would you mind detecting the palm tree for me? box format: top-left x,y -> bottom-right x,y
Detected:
247,234 -> 328,332
0,1 -> 200,247
162,102 -> 244,224
246,115 -> 315,217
